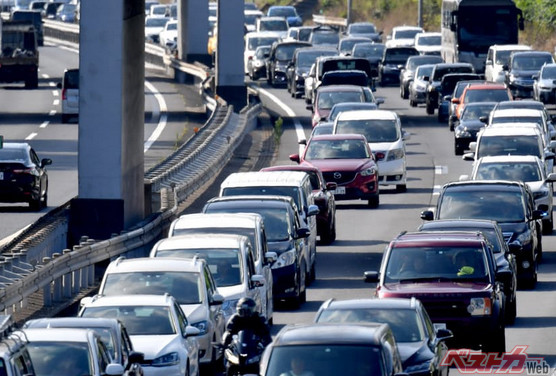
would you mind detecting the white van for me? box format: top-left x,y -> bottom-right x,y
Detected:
243,31 -> 281,73
57,68 -> 79,123
484,44 -> 531,83
333,109 -> 410,192
167,212 -> 276,323
219,171 -> 319,284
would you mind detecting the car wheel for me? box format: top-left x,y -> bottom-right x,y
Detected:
409,99 -> 417,107
402,85 -> 409,99
485,327 -> 506,354
506,296 -> 517,325
42,190 -> 48,209
29,195 -> 42,211
449,120 -> 455,131
308,260 -> 316,284
522,259 -> 538,289
426,102 -> 435,115
454,143 -> 464,156
368,195 -> 379,208
395,184 -> 407,193
400,85 -> 404,99
61,114 -> 69,123
542,215 -> 553,235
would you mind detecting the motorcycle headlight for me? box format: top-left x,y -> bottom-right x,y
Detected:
152,352 -> 180,367
191,320 -> 209,335
386,148 -> 404,161
467,297 -> 492,316
222,299 -> 240,317
272,249 -> 297,269
360,166 -> 378,176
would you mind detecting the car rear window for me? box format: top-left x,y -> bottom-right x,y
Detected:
64,70 -> 79,89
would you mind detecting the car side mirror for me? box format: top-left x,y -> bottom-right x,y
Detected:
298,138 -> 307,146
363,271 -> 379,283
289,154 -> 300,163
376,97 -> 385,105
462,152 -> 475,161
443,95 -> 452,101
306,104 -> 313,111
402,130 -> 410,141
422,76 -> 429,82
105,363 -> 125,376
496,268 -> 513,285
251,274 -> 265,288
532,209 -> 546,220
508,241 -> 522,253
479,116 -> 489,124
41,158 -> 52,167
485,59 -> 492,65
128,351 -> 145,365
459,174 -> 469,181
307,204 -> 319,216
295,227 -> 311,239
451,98 -> 460,104
420,210 -> 434,221
211,293 -> 225,306
265,251 -> 278,264
185,325 -> 201,337
56,82 -> 62,89
435,328 -> 453,342
326,182 -> 337,191
545,172 -> 556,182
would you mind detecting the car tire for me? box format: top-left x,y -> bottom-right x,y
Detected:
308,261 -> 316,284
506,296 -> 517,325
409,99 -> 417,107
426,102 -> 435,115
454,143 -> 464,156
485,327 -> 506,354
402,85 -> 409,99
25,74 -> 39,89
522,259 -> 537,289
542,215 -> 553,235
61,114 -> 69,124
368,195 -> 379,208
395,184 -> 407,193
29,196 -> 41,211
42,191 -> 48,209
449,121 -> 455,131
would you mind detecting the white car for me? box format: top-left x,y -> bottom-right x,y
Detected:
333,109 -> 410,192
244,9 -> 264,33
385,25 -> 423,48
533,63 -> 556,104
463,155 -> 556,233
22,327 -> 125,376
256,16 -> 288,39
150,234 -> 266,324
408,64 -> 436,107
159,19 -> 178,49
484,44 -> 531,83
81,257 -> 225,367
57,68 -> 79,123
244,31 -> 281,74
167,212 -> 276,324
414,32 -> 441,55
145,15 -> 169,44
79,294 -> 201,376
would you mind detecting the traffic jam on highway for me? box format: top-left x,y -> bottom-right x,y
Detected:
2,0 -> 556,375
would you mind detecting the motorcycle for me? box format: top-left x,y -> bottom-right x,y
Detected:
224,329 -> 265,376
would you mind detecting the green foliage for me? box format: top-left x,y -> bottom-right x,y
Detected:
273,117 -> 283,146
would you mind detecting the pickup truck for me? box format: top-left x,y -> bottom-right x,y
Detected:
0,19 -> 39,88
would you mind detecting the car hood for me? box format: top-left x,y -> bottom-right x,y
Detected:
296,66 -> 311,76
382,281 -> 492,295
387,39 -> 415,48
180,303 -> 208,325
369,141 -> 399,152
306,159 -> 372,172
511,69 -> 539,78
398,340 -> 433,366
130,335 -> 178,360
539,78 -> 556,86
217,284 -> 244,300
458,120 -> 485,130
525,180 -> 546,195
145,26 -> 165,35
267,239 -> 296,254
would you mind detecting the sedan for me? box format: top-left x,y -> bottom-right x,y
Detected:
314,297 -> 452,376
533,63 -> 556,104
248,45 -> 271,81
0,142 -> 52,210
453,101 -> 497,155
308,85 -> 368,127
289,133 -> 380,208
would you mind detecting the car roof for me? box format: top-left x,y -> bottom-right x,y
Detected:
495,100 -> 545,110
336,109 -> 397,121
0,142 -> 30,150
316,84 -> 365,93
24,317 -> 121,331
321,297 -> 419,310
491,108 -> 542,116
273,323 -> 389,346
511,50 -> 553,58
104,256 -> 203,274
476,155 -> 540,164
419,218 -> 500,230
416,31 -> 441,37
205,195 -> 296,207
490,44 -> 531,51
394,230 -> 488,246
392,25 -> 423,31
442,180 -> 525,191
464,83 -> 507,90
480,125 -> 541,136
154,233 -> 249,250
83,294 -> 175,308
172,213 -> 262,230
261,164 -> 321,174
22,328 -> 94,343
309,133 -> 367,141
221,171 -> 309,188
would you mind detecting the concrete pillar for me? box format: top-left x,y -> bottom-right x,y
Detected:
179,0 -> 210,65
216,0 -> 247,112
69,0 -> 145,246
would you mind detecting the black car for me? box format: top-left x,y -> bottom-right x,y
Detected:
399,55 -> 443,100
0,142 -> 52,210
504,51 -> 554,99
425,63 -> 475,115
351,42 -> 385,79
202,195 -> 310,306
314,297 -> 453,376
436,73 -> 482,124
421,180 -> 543,288
453,101 -> 497,155
418,219 -> 519,324
286,46 -> 336,98
378,46 -> 419,86
266,41 -> 311,87
259,323 -> 406,376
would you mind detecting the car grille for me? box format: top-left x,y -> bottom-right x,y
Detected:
421,299 -> 469,319
322,171 -> 357,185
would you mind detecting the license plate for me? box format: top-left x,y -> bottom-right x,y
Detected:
334,186 -> 346,195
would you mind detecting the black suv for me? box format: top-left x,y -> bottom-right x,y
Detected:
377,46 -> 419,86
421,180 -> 543,288
424,63 -> 475,115
418,219 -> 518,324
365,231 -> 507,352
504,50 -> 554,98
266,41 -> 311,86
286,46 -> 336,98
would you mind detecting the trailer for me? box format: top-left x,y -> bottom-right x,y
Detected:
0,19 -> 39,88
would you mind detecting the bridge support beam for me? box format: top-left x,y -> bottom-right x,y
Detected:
178,0 -> 210,66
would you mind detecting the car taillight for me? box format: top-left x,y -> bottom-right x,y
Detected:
12,168 -> 36,176
61,88 -> 67,100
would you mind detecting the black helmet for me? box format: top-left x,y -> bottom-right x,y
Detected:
236,297 -> 256,318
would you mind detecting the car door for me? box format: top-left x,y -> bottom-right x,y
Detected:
174,302 -> 199,368
257,226 -> 274,320
29,148 -> 46,194
244,247 -> 263,314
205,265 -> 225,340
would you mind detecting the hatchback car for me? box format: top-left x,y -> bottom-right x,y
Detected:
413,32 -> 441,56
333,109 -> 409,192
351,42 -> 385,79
81,257 -> 224,366
243,32 -> 281,74
289,133 -> 380,207
57,68 -> 79,123
159,19 -> 177,49
378,46 -> 420,86
452,83 -> 512,122
314,298 -> 452,376
248,45 -> 271,81
266,40 -> 312,86
309,84 -> 368,127
23,317 -> 145,376
23,327 -> 125,376
0,142 -> 51,210
79,294 -> 201,376
259,323 -> 405,376
149,234 -> 266,324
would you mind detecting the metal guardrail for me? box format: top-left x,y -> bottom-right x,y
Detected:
0,19 -> 262,321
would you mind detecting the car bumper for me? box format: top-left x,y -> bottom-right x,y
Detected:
509,83 -> 534,98
409,89 -> 427,103
194,332 -> 212,364
0,180 -> 40,203
376,159 -> 406,186
141,363 -> 185,376
537,89 -> 556,103
271,263 -> 298,299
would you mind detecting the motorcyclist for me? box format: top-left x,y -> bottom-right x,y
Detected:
222,297 -> 272,348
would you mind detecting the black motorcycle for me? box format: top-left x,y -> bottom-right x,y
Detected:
224,330 -> 265,376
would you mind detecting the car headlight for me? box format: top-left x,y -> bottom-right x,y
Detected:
515,231 -> 532,246
467,297 -> 492,316
455,128 -> 471,138
386,148 -> 404,161
404,358 -> 432,374
414,81 -> 427,91
360,166 -> 378,176
254,61 -> 264,67
191,320 -> 209,335
221,299 -> 240,318
152,352 -> 180,367
533,190 -> 549,199
272,249 -> 297,269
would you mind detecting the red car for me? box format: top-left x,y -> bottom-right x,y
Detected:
289,134 -> 380,208
260,164 -> 338,244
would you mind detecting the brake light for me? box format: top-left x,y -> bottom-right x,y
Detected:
12,168 -> 35,175
61,88 -> 67,100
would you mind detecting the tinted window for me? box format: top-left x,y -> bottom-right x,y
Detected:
82,306 -> 176,335
475,161 -> 541,182
27,342 -> 92,376
478,135 -> 541,158
336,119 -> 399,143
305,139 -> 369,159
463,89 -> 510,103
64,70 -> 79,89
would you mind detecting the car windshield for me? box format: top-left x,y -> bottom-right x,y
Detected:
82,306 -> 176,335
222,186 -> 301,210
432,66 -> 473,81
491,116 -> 542,128
305,139 -> 369,159
248,36 -> 279,51
153,248 -> 242,287
461,104 -> 495,120
384,246 -> 489,283
477,135 -> 541,158
275,44 -> 304,60
268,7 -> 296,17
417,35 -> 441,46
317,308 -> 425,342
298,50 -> 335,68
463,89 -> 510,103
102,271 -> 202,304
494,50 -> 514,65
407,56 -> 441,70
335,119 -> 399,143
438,189 -> 526,222
415,65 -> 434,79
27,342 -> 92,376
384,48 -> 419,63
541,66 -> 556,78
311,32 -> 340,45
512,55 -> 553,70
312,124 -> 333,136
146,17 -> 169,27
264,345 -> 383,376
255,47 -> 270,59
173,227 -> 257,258
259,19 -> 288,32
394,29 -> 421,39
166,22 -> 177,31
352,43 -> 385,58
329,103 -> 378,121
340,38 -> 370,53
350,24 -> 376,34
475,161 -> 541,182
317,91 -> 363,110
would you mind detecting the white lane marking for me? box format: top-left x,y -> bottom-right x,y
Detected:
42,74 -> 49,79
53,99 -> 59,106
432,185 -> 441,196
40,121 -> 49,128
256,86 -> 306,156
49,82 -> 56,87
52,90 -> 58,96
144,80 -> 167,153
49,110 -> 56,116
435,165 -> 448,174
26,133 -> 37,140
